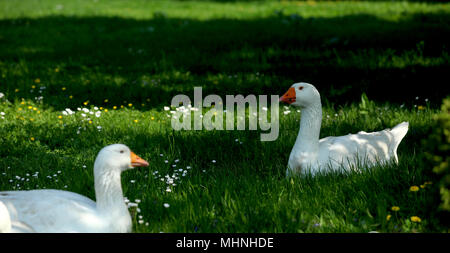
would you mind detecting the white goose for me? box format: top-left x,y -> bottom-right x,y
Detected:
280,82 -> 409,177
0,144 -> 149,233
0,201 -> 35,233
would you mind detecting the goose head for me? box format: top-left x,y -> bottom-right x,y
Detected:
279,82 -> 321,108
94,144 -> 149,173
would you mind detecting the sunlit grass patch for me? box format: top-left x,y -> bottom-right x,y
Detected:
0,91 -> 444,232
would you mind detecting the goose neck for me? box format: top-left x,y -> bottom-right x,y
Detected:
294,103 -> 322,152
94,167 -> 127,213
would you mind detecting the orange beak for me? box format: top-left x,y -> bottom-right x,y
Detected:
130,151 -> 149,167
279,87 -> 296,104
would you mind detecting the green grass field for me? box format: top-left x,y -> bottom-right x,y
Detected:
1,0 -> 449,233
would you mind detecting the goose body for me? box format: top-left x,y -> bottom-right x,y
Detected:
280,83 -> 409,177
0,144 -> 149,233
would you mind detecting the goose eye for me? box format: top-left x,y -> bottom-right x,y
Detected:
120,150 -> 124,154
298,86 -> 304,90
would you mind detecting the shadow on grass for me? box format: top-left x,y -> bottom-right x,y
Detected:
0,12 -> 449,110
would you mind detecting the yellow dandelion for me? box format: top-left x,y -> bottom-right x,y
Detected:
104,109 -> 108,112
424,181 -> 432,185
29,118 -> 34,122
410,216 -> 421,223
128,103 -> 132,107
417,105 -> 425,110
33,107 -> 37,111
391,206 -> 400,212
113,106 -> 117,110
88,120 -> 92,124
28,106 -> 32,109
62,87 -> 66,91
141,103 -> 145,107
15,89 -> 19,92
58,115 -> 63,119
21,101 -> 25,105
410,186 -> 419,192
34,78 -> 40,83
151,116 -> 155,120
134,119 -> 138,123
30,137 -> 35,141
99,107 -> 103,110
55,68 -> 60,73
386,214 -> 392,221
37,111 -> 40,114
420,184 -> 425,189
31,85 -> 36,89
104,99 -> 109,103
18,108 -> 22,111
120,105 -> 124,108
83,101 -> 89,106
69,95 -> 73,99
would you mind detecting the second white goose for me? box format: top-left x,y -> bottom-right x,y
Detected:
280,82 -> 409,177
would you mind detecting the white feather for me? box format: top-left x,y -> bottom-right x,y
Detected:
0,200 -> 35,233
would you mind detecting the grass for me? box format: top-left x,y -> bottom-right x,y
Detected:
0,0 -> 449,233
